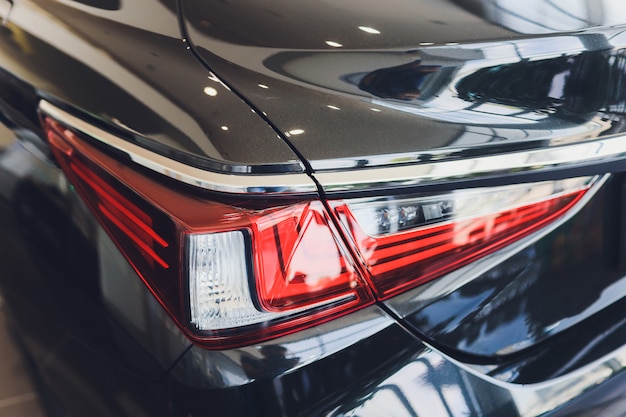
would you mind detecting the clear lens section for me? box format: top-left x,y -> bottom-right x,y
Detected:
349,177 -> 595,236
188,231 -> 281,331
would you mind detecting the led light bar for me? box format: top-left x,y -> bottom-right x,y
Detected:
332,176 -> 597,299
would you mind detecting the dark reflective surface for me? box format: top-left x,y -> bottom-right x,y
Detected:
0,124 -> 190,416
181,0 -> 518,49
455,51 -> 620,119
168,322 -> 422,417
391,176 -> 626,384
326,342 -> 626,417
180,1 -> 626,171
181,0 -> 626,50
357,60 -> 443,101
327,348 -> 519,417
0,0 -> 302,173
488,294 -> 626,384
3,0 -> 626,416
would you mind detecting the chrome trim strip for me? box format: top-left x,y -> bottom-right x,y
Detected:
314,136 -> 626,192
39,100 -> 318,195
41,99 -> 626,195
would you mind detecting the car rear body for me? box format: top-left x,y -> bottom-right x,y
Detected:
2,0 -> 626,416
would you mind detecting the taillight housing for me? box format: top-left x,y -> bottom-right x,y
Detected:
44,116 -> 373,348
185,200 -> 372,339
42,109 -> 600,349
329,178 -> 595,299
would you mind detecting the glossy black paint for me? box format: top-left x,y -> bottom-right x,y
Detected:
166,323 -> 422,417
402,178 -> 625,367
180,0 -> 623,50
180,0 -> 626,171
2,1 -> 626,416
487,294 -> 626,384
0,0 -> 303,173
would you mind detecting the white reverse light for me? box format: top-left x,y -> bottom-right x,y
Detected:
188,231 -> 280,330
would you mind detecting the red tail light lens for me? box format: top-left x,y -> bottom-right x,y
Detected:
46,119 -> 179,304
331,178 -> 595,299
253,203 -> 364,311
44,116 -> 373,348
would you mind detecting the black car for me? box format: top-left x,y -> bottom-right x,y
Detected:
2,0 -> 626,416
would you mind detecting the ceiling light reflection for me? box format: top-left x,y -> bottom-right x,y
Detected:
221,126 -> 229,131
288,129 -> 305,135
358,26 -> 381,35
203,87 -> 218,96
258,84 -> 269,89
325,40 -> 343,48
327,105 -> 341,110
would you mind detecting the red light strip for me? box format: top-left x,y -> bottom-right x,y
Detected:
337,190 -> 586,299
67,159 -> 170,269
46,118 -> 171,270
370,200 -> 555,273
68,160 -> 169,248
98,203 -> 170,269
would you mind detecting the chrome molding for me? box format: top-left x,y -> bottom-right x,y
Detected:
41,100 -> 626,196
315,137 -> 626,192
39,100 -> 318,195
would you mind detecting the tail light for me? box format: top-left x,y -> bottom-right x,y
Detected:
329,178 -> 594,299
43,116 -> 373,348
42,108 -> 599,349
